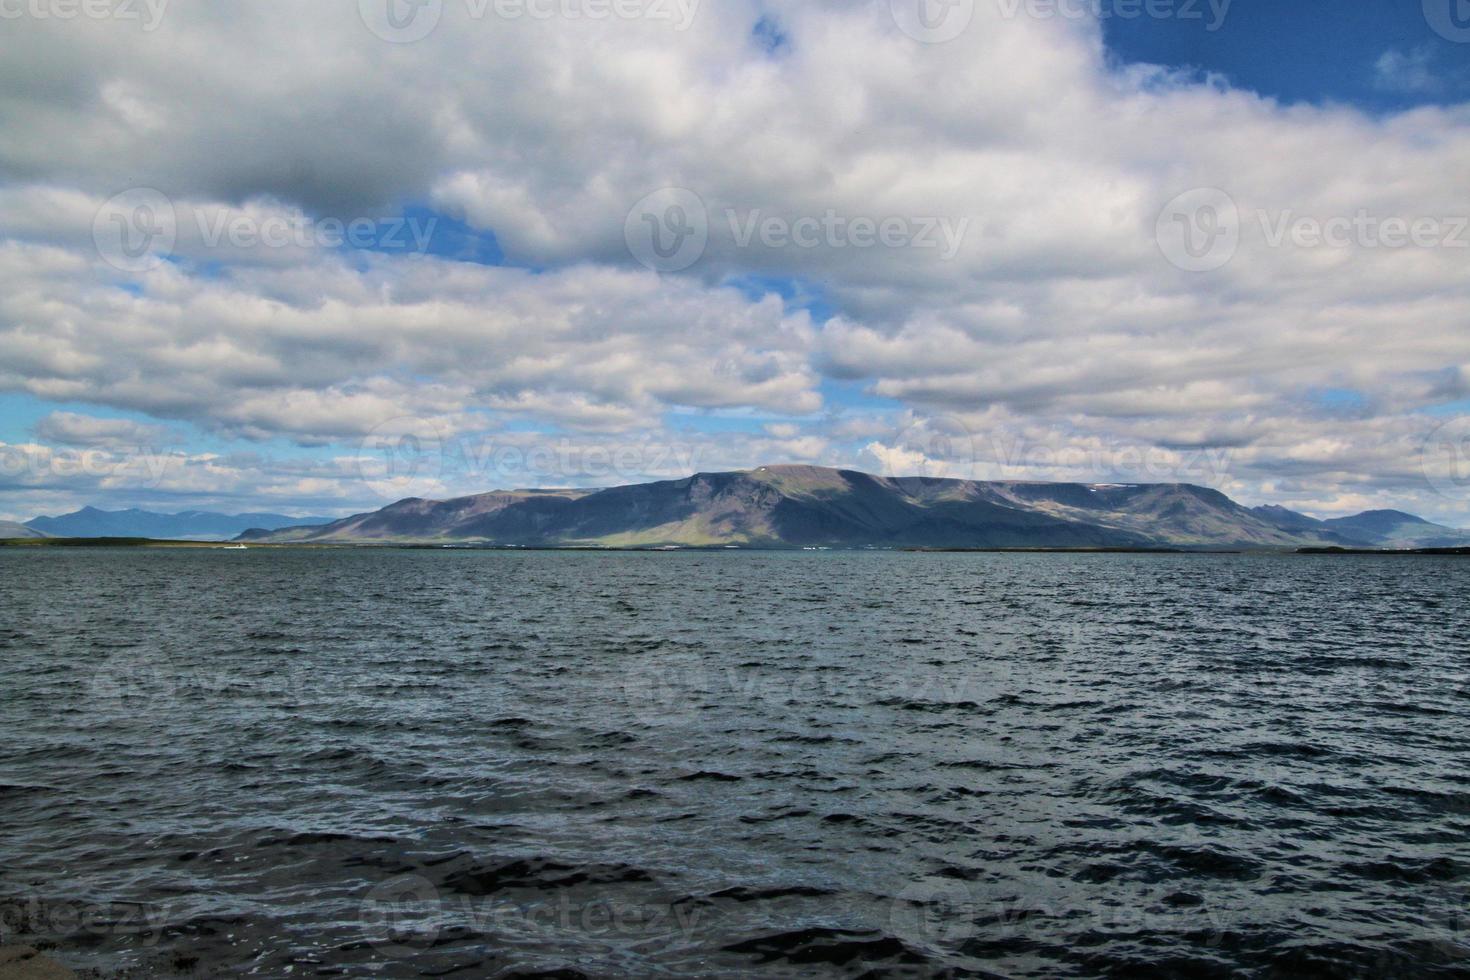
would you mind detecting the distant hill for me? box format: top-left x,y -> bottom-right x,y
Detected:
26,507 -> 338,541
237,465 -> 1466,550
1253,505 -> 1470,550
0,520 -> 48,539
1323,510 -> 1470,548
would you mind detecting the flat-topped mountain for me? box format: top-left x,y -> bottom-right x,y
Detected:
236,465 -> 1470,550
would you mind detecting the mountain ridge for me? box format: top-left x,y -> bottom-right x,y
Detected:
234,465 -> 1470,551
25,507 -> 339,541
1251,503 -> 1469,549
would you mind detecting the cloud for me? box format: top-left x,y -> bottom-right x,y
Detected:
32,411 -> 174,448
0,235 -> 821,443
1373,47 -> 1443,95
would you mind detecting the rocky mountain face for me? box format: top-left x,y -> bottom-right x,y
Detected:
236,465 -> 1468,550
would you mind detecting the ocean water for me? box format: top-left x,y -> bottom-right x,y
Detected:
1,548 -> 1468,978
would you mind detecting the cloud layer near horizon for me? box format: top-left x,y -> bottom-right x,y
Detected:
1,0 -> 1468,522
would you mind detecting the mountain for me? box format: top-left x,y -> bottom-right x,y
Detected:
1252,505 -> 1470,549
0,520 -> 48,539
26,507 -> 338,541
238,465 -> 1457,550
1323,510 -> 1470,548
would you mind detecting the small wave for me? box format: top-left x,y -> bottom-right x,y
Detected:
442,858 -> 656,895
722,927 -> 931,969
686,884 -> 837,904
677,770 -> 742,782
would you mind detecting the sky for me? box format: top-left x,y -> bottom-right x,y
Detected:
1,0 -> 1468,524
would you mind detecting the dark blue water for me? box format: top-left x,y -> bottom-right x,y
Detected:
2,549 -> 1468,978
